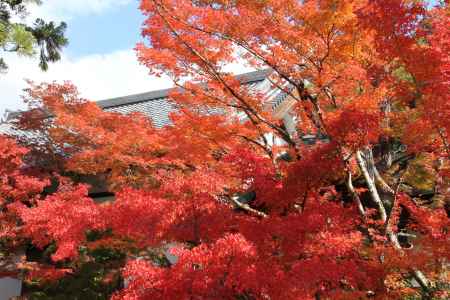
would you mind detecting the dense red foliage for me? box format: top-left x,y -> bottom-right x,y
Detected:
0,136 -> 49,241
1,0 -> 449,299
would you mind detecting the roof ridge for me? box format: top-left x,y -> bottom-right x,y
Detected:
97,69 -> 271,109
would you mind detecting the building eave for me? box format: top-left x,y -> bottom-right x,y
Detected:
96,69 -> 272,110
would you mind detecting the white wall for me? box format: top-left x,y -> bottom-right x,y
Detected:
0,277 -> 22,300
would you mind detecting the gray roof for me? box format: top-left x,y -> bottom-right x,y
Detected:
97,69 -> 271,110
96,69 -> 275,128
1,69 -> 289,133
104,97 -> 176,129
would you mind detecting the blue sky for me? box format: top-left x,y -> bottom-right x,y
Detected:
0,0 -> 174,116
0,0 -> 250,116
64,3 -> 143,58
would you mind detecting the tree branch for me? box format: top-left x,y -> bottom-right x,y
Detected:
346,170 -> 366,218
229,195 -> 268,218
356,149 -> 387,222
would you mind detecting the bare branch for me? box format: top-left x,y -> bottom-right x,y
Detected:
229,196 -> 268,218
346,170 -> 366,218
356,149 -> 387,222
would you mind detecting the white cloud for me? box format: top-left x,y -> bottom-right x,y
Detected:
29,0 -> 132,21
0,47 -> 255,118
0,1 -> 258,119
0,49 -> 173,116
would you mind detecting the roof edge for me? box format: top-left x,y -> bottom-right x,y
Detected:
1,69 -> 273,120
97,69 -> 271,109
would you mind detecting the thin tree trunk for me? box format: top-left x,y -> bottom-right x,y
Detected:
385,178 -> 432,295
346,171 -> 366,218
356,149 -> 387,222
412,269 -> 430,293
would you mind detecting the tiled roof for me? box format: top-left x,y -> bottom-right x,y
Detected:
97,69 -> 271,109
97,69 -> 276,128
1,69 -> 289,133
104,97 -> 175,128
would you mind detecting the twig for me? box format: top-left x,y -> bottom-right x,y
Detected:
229,196 -> 268,218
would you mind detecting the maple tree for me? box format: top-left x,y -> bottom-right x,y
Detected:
1,0 -> 449,299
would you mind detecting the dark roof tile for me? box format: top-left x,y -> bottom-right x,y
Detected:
97,69 -> 271,110
1,69 -> 280,132
98,69 -> 273,128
